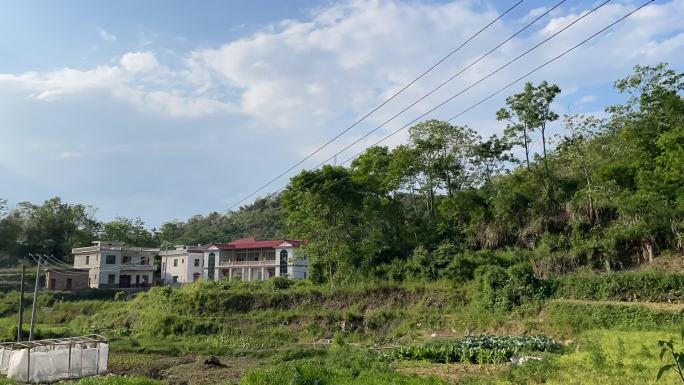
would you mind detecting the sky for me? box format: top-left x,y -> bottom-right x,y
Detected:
1,0 -> 683,228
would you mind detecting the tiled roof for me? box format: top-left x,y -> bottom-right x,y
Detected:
207,238 -> 302,250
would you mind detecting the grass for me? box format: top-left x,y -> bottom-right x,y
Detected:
2,274 -> 684,384
443,330 -> 682,385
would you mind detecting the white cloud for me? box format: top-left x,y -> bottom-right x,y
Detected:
2,1 -> 684,136
58,151 -> 83,159
2,0 -> 684,226
98,29 -> 117,42
576,94 -> 598,105
120,51 -> 159,73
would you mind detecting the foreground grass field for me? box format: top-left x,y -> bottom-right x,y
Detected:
1,271 -> 683,384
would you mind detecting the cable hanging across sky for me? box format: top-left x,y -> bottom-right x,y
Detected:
214,0 -> 656,242
220,0 -> 614,218
221,0 -> 526,213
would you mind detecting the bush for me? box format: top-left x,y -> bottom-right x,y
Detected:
475,263 -> 553,310
270,276 -> 295,290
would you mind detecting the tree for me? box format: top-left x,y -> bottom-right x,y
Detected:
18,197 -> 101,261
100,217 -> 158,247
281,166 -> 364,285
407,120 -> 478,216
472,134 -> 515,184
497,81 -> 561,175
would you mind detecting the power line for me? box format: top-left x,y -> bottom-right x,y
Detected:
239,0 -> 655,215
221,0 -> 526,213
215,0 -> 613,233
308,0 -> 568,170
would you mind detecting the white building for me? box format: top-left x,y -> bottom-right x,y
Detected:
160,245 -> 205,285
203,238 -> 306,281
71,241 -> 159,289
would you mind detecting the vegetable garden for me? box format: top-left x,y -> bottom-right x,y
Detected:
380,335 -> 561,364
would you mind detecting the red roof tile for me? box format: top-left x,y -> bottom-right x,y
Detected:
206,239 -> 302,250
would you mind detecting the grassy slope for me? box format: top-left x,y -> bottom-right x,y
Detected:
1,272 -> 683,384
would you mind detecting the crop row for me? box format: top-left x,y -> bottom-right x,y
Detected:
380,335 -> 561,364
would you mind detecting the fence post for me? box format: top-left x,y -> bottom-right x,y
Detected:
29,256 -> 41,341
17,264 -> 25,342
68,341 -> 72,379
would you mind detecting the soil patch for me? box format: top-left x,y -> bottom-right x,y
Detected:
108,352 -> 261,385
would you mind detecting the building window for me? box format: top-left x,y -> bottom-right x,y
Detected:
162,262 -> 165,271
66,278 -> 72,290
208,253 -> 216,281
141,257 -> 149,265
123,256 -> 131,264
279,250 -> 288,277
194,258 -> 200,267
107,274 -> 116,286
173,259 -> 178,267
172,276 -> 178,283
105,255 -> 116,264
85,255 -> 90,265
142,275 -> 149,284
49,278 -> 56,290
193,273 -> 200,282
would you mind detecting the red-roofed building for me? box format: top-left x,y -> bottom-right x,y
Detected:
202,238 -> 306,281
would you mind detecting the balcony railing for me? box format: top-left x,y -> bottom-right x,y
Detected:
218,259 -> 277,267
119,263 -> 157,270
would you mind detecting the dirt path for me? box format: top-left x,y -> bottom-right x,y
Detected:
553,298 -> 684,312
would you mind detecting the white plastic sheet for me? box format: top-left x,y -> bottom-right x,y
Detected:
4,341 -> 108,383
0,347 -> 11,375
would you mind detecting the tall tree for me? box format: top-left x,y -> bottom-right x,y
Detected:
100,217 -> 158,247
533,81 -> 562,177
497,81 -> 561,174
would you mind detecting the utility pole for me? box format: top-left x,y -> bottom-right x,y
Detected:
29,255 -> 41,341
17,264 -> 25,341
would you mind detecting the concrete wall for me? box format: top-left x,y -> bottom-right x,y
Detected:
45,271 -> 89,291
275,247 -> 307,279
162,253 -> 203,284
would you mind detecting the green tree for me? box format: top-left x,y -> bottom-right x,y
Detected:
497,81 -> 561,175
101,217 -> 158,247
281,166 -> 363,285
18,197 -> 101,261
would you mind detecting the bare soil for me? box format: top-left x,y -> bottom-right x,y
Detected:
108,352 -> 262,385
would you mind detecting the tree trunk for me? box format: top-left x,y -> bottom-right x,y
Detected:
523,125 -> 531,170
541,125 -> 549,178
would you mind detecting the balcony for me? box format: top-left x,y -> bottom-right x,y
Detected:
119,263 -> 157,271
218,259 -> 277,267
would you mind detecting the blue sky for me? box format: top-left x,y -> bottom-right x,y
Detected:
1,0 -> 683,228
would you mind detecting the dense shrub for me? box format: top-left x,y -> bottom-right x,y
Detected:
270,276 -> 295,290
475,263 -> 554,310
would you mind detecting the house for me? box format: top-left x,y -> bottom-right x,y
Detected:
44,269 -> 89,291
71,240 -> 159,289
203,237 -> 306,281
159,245 -> 205,285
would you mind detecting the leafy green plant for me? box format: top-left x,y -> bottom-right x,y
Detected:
381,335 -> 560,364
657,332 -> 684,382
